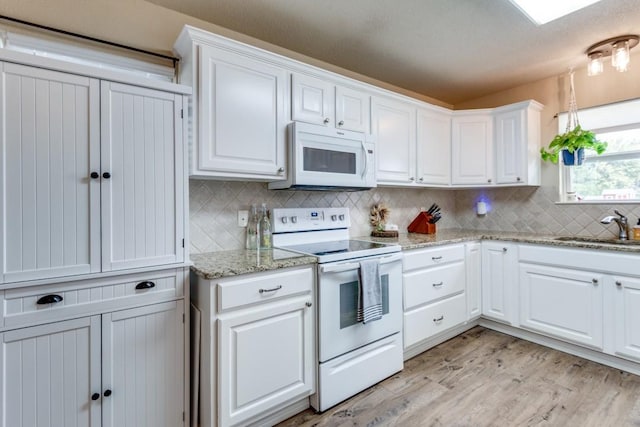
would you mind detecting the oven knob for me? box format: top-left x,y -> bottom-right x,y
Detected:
291,216 -> 297,223
281,217 -> 288,224
331,215 -> 337,221
339,214 -> 345,221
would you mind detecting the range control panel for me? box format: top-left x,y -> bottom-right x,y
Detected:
272,207 -> 350,233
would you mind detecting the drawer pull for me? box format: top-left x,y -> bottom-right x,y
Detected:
431,256 -> 443,261
432,282 -> 444,288
592,278 -> 599,285
103,389 -> 112,397
37,294 -> 63,305
433,315 -> 444,323
135,281 -> 156,290
259,285 -> 282,294
91,393 -> 100,401
306,301 -> 312,307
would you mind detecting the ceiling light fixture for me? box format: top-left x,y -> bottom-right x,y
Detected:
586,35 -> 639,76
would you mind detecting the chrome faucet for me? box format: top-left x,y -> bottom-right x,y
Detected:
600,210 -> 629,240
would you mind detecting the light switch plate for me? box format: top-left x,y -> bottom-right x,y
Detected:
238,210 -> 248,227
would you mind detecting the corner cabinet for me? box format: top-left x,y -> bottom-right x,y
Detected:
494,100 -> 543,186
174,26 -> 287,180
451,111 -> 494,185
0,63 -> 185,284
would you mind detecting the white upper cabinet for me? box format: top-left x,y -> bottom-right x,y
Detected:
0,63 -> 101,283
174,28 -> 287,180
372,96 -> 416,184
292,73 -> 370,133
494,100 -> 542,185
0,63 -> 186,284
451,111 -> 494,185
100,82 -> 184,271
417,107 -> 451,185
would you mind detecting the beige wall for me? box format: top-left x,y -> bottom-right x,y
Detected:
0,0 -> 450,108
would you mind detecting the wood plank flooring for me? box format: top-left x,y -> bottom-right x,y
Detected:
277,327 -> 640,426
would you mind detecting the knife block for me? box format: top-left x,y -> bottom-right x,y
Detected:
407,212 -> 436,234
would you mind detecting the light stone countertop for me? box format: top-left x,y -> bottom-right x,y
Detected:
190,248 -> 316,280
191,229 -> 640,279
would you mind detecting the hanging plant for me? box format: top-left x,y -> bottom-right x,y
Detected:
540,70 -> 607,165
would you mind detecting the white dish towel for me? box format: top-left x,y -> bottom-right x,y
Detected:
357,259 -> 383,323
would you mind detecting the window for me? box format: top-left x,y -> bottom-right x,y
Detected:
559,98 -> 640,202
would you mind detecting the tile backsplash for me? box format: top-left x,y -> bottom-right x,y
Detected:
189,180 -> 640,254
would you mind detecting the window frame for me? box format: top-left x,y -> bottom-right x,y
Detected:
558,98 -> 640,203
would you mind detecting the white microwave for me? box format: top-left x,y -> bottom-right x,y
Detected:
268,122 -> 376,191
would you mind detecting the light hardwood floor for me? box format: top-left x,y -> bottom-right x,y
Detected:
277,327 -> 640,426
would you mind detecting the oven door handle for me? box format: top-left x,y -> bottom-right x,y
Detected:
319,253 -> 402,274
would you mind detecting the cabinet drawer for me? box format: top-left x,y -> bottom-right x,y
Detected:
403,261 -> 465,309
217,267 -> 313,311
404,293 -> 466,348
2,270 -> 183,329
403,245 -> 464,271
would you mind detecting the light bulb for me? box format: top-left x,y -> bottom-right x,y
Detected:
587,52 -> 603,76
612,40 -> 630,72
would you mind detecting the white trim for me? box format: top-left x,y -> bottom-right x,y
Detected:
558,98 -> 640,132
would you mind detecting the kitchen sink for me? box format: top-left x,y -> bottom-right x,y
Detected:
554,236 -> 640,245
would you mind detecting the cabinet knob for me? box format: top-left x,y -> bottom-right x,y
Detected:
592,278 -> 599,285
338,120 -> 344,126
616,280 -> 622,287
91,393 -> 100,401
102,172 -> 111,179
488,178 -> 492,183
323,118 -> 330,124
419,177 -> 424,182
103,389 -> 112,397
277,167 -> 285,173
409,177 -> 415,181
305,301 -> 312,307
90,172 -> 100,179
517,177 -> 521,182
36,294 -> 63,305
502,247 -> 507,252
135,281 -> 156,290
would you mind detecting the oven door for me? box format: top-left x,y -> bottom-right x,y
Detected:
317,252 -> 403,363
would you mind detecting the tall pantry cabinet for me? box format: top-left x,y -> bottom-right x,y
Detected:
0,52 -> 191,427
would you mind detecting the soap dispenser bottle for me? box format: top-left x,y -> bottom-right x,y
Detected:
633,219 -> 640,240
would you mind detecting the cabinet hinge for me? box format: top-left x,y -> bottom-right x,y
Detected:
183,313 -> 185,323
183,411 -> 185,421
182,238 -> 185,248
180,109 -> 184,119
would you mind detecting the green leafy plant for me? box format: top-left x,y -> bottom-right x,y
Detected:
540,125 -> 607,164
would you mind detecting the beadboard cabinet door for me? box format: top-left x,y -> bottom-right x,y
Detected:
100,82 -> 184,271
102,301 -> 185,427
0,62 -> 101,283
0,316 -> 102,427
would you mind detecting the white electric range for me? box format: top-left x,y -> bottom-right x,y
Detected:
272,207 -> 404,412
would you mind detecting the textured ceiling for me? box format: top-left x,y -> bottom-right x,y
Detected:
151,0 -> 640,104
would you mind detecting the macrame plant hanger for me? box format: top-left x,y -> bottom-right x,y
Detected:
566,69 -> 581,165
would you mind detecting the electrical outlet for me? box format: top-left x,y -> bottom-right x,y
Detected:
237,210 -> 248,227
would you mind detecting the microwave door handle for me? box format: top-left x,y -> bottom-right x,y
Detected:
320,262 -> 360,274
361,140 -> 368,179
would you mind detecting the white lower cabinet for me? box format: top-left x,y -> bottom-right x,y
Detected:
0,300 -> 185,427
519,263 -> 604,349
465,242 -> 482,320
612,275 -> 640,361
481,242 -> 518,325
192,265 -> 315,427
218,295 -> 314,426
402,245 -> 469,351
